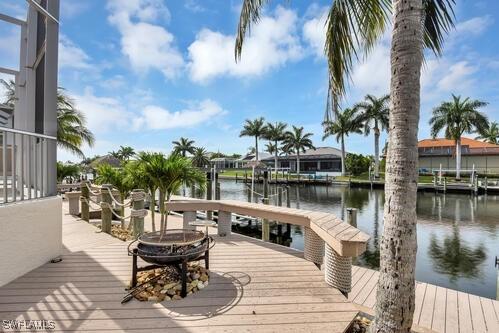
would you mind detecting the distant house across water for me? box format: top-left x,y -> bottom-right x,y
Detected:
262,147 -> 343,176
418,137 -> 499,174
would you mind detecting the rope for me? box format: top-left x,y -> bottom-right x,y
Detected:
80,196 -> 102,210
84,182 -> 101,196
100,202 -> 148,220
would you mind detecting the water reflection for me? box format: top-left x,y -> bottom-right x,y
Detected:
216,179 -> 498,299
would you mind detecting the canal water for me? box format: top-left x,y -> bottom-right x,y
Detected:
211,179 -> 499,299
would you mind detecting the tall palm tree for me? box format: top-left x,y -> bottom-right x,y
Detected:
264,142 -> 277,156
191,147 -> 210,168
172,137 -> 195,157
354,94 -> 390,178
57,90 -> 95,158
1,80 -> 94,158
429,95 -> 488,180
476,121 -> 499,144
239,117 -> 266,162
282,126 -> 315,176
264,121 -> 287,173
117,146 -> 135,161
323,108 -> 363,176
235,1 -> 456,331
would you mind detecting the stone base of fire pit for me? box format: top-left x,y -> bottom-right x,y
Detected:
133,264 -> 209,302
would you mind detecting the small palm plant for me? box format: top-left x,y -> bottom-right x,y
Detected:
95,164 -> 134,228
140,153 -> 205,235
240,117 -> 267,162
323,108 -> 363,176
282,126 -> 315,176
429,95 -> 488,180
476,121 -> 499,144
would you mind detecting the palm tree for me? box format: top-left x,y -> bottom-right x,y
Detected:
476,121 -> 499,144
2,82 -> 95,158
139,153 -> 205,235
264,122 -> 287,173
117,146 -> 135,162
172,137 -> 195,157
191,147 -> 210,168
429,95 -> 488,180
235,1 -> 456,331
239,117 -> 266,162
57,90 -> 95,158
354,94 -> 389,178
323,108 -> 363,176
282,126 -> 315,176
264,142 -> 277,155
95,164 -> 134,229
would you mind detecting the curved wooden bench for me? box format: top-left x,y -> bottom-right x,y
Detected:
166,198 -> 370,295
165,199 -> 369,257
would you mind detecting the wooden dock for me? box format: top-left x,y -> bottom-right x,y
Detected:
0,203 -> 358,332
349,265 -> 499,333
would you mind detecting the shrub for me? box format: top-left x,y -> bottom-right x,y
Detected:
346,153 -> 371,176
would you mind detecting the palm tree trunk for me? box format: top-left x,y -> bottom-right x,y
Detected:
372,1 -> 422,332
274,140 -> 278,176
296,153 -> 300,178
374,124 -> 380,178
159,191 -> 165,233
341,134 -> 346,176
255,136 -> 259,162
456,138 -> 462,180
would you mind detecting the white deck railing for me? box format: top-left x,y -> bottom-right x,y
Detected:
0,126 -> 57,204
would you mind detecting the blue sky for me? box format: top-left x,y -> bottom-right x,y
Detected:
1,0 -> 499,162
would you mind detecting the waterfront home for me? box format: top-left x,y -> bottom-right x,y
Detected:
262,146 -> 344,175
418,137 -> 499,174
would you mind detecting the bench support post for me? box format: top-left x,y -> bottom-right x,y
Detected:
304,227 -> 324,266
67,193 -> 80,215
324,244 -> 352,295
183,211 -> 197,230
217,210 -> 232,237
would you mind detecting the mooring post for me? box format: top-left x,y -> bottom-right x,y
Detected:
190,184 -> 195,198
286,185 -> 291,208
474,175 -> 479,196
443,177 -> 447,193
206,172 -> 212,220
484,176 -> 488,194
346,208 -> 358,228
277,187 -> 283,206
262,170 -> 270,242
101,185 -> 113,234
235,173 -> 238,183
215,181 -> 221,200
131,189 -> 145,237
80,180 -> 90,222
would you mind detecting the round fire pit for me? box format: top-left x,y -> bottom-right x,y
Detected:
136,229 -> 208,265
126,229 -> 214,300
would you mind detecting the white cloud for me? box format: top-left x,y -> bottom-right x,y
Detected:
184,0 -> 205,13
60,0 -> 90,19
437,61 -> 477,92
71,88 -> 132,133
455,16 -> 493,35
302,7 -> 328,58
107,0 -> 183,79
187,6 -> 303,83
58,35 -> 92,69
99,75 -> 126,89
133,99 -> 227,130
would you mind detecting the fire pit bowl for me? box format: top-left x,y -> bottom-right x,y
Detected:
134,229 -> 209,266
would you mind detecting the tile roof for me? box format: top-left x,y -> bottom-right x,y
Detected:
418,137 -> 499,149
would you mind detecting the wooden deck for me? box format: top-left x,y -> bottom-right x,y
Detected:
0,203 -> 358,332
349,265 -> 499,333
